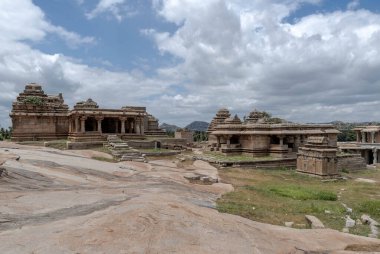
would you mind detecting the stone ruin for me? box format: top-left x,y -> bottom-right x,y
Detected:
297,136 -> 339,177
10,83 -> 166,142
207,108 -> 339,158
175,128 -> 193,144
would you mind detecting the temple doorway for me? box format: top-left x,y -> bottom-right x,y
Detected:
270,136 -> 280,144
230,135 -> 240,144
368,150 -> 374,164
102,117 -> 120,133
85,117 -> 97,132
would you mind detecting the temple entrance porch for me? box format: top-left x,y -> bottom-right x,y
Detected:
68,115 -> 145,143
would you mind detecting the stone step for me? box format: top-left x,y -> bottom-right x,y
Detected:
121,152 -> 141,156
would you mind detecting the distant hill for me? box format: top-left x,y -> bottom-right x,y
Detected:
185,121 -> 209,132
159,123 -> 180,132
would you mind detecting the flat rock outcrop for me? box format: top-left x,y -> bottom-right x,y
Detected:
0,141 -> 379,254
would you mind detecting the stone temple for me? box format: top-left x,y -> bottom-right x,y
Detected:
297,136 -> 339,177
10,84 -> 166,142
339,126 -> 380,165
207,108 -> 340,158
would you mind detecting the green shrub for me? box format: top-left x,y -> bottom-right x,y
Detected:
23,96 -> 43,106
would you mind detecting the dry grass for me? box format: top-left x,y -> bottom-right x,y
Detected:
203,151 -> 274,162
91,156 -> 117,163
217,168 -> 380,237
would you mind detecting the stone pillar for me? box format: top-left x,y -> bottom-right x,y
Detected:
80,117 -> 86,133
371,132 -> 375,143
140,117 -> 144,135
68,119 -> 72,133
362,132 -> 366,143
295,135 -> 301,149
356,132 -> 360,142
75,117 -> 80,133
135,119 -> 141,134
120,117 -> 126,134
279,136 -> 284,146
96,117 -> 103,134
373,148 -> 378,164
226,135 -> 231,146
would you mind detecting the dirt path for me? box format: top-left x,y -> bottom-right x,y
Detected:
0,141 -> 379,253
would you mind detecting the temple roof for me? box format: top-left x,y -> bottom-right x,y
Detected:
224,114 -> 242,124
216,108 -> 231,118
245,109 -> 269,123
74,98 -> 99,109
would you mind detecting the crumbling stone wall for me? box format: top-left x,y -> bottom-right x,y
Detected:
337,154 -> 367,171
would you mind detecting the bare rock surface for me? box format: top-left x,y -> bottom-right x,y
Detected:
1,141 -> 380,253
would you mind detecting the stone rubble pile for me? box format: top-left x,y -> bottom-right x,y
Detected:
183,172 -> 218,184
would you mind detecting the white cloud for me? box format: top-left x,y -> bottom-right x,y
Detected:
0,0 -> 48,42
86,0 -> 138,21
0,0 -> 95,47
0,0 -> 162,126
46,26 -> 96,48
1,0 -> 380,128
144,0 -> 380,124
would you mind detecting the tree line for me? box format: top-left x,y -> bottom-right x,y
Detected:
193,131 -> 208,142
0,127 -> 12,140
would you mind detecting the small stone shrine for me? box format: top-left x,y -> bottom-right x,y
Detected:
297,136 -> 338,177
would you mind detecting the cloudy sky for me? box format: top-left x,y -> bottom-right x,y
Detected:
1,0 -> 380,128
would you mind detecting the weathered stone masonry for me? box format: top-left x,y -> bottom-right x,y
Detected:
10,83 -> 165,142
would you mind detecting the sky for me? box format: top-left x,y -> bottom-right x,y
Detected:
1,0 -> 380,128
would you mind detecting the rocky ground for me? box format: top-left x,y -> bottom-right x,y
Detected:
0,141 -> 380,253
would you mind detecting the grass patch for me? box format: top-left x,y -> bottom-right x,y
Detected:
138,148 -> 176,153
45,140 -> 68,150
217,167 -> 380,237
268,185 -> 337,201
357,200 -> 380,217
203,151 -> 274,162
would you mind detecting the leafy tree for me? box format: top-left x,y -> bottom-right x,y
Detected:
268,117 -> 283,124
166,130 -> 175,138
193,131 -> 208,142
337,129 -> 356,142
0,126 -> 12,140
262,111 -> 272,118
